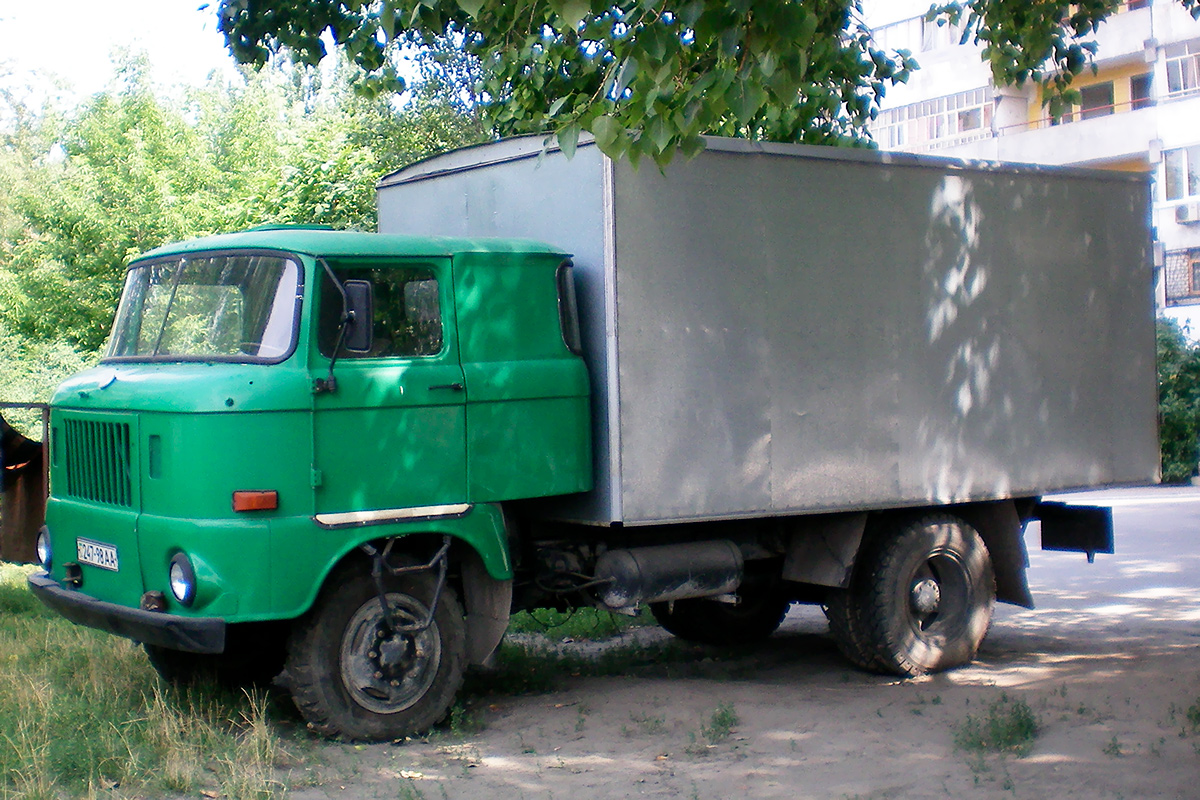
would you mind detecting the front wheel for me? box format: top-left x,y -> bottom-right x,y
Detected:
145,622 -> 288,688
833,514 -> 995,676
281,568 -> 465,741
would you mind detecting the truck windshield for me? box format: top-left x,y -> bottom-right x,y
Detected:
104,253 -> 301,362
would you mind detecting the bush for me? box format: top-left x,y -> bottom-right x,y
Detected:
0,324 -> 97,435
1157,318 -> 1200,484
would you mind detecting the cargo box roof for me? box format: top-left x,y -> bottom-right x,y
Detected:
131,226 -> 566,264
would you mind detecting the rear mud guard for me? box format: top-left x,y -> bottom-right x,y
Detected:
1036,501 -> 1114,563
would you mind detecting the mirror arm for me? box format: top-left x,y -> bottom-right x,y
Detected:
314,258 -> 353,395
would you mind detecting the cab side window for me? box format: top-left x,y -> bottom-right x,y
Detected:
318,265 -> 443,358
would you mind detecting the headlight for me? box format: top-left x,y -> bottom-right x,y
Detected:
168,553 -> 197,607
35,526 -> 52,571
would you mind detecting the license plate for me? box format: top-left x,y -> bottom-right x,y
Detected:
77,538 -> 119,571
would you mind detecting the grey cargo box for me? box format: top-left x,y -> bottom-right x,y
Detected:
377,136 -> 1159,526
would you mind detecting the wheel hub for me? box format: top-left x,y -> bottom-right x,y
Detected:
910,578 -> 941,615
341,592 -> 441,715
373,628 -> 419,679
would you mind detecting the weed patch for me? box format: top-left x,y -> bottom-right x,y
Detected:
954,693 -> 1039,757
0,564 -> 289,799
461,633 -> 736,699
1186,698 -> 1200,733
700,702 -> 740,745
506,607 -> 650,640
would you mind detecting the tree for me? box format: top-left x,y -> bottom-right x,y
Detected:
218,0 -> 918,167
0,54 -> 486,352
216,0 -> 1199,165
1157,318 -> 1200,484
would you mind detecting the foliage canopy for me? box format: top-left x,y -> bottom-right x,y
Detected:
217,0 -> 1200,165
0,57 -> 486,354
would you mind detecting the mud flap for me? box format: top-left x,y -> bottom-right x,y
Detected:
1036,501 -> 1114,563
461,550 -> 512,666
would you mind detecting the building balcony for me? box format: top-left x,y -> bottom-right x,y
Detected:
989,103 -> 1159,168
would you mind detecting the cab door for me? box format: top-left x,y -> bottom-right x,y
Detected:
311,258 -> 467,522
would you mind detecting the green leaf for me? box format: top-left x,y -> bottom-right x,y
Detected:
590,114 -> 625,153
679,134 -> 706,159
381,0 -> 398,40
646,115 -> 672,153
548,95 -> 570,116
614,56 -> 640,98
558,0 -> 591,30
458,0 -> 485,18
726,80 -> 766,124
557,122 -> 582,159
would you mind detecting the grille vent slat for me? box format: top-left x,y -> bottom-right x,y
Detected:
62,418 -> 133,508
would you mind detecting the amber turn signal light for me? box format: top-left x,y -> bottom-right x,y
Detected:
232,490 -> 279,512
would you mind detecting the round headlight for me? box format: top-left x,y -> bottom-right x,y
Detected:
35,526 -> 52,571
168,553 -> 197,607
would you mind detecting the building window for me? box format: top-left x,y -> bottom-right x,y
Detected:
920,17 -> 966,51
876,87 -> 992,151
1079,82 -> 1114,119
1165,249 -> 1200,304
1164,145 -> 1200,201
1131,73 -> 1153,109
1165,39 -> 1200,97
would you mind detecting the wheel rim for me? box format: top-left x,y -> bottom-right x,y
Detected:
905,548 -> 970,640
339,592 -> 441,715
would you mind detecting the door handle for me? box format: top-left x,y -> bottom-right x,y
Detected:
429,382 -> 464,392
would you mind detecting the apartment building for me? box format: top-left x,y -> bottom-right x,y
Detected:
864,0 -> 1200,329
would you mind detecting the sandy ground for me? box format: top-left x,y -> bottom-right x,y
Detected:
286,488 -> 1200,800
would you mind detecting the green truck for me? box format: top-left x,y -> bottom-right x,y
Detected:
29,137 -> 1159,741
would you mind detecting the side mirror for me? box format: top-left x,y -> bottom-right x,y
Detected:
343,280 -> 374,353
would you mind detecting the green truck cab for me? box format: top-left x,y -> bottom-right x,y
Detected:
30,226 -> 590,739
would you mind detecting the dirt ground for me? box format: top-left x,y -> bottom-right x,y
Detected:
286,490 -> 1200,800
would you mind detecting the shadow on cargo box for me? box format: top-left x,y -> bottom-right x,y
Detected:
1,408 -> 47,563
912,173 -> 1155,501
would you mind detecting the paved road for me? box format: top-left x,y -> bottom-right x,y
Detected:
999,485 -> 1200,640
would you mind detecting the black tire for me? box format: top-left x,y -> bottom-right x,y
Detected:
839,514 -> 995,676
281,567 -> 465,741
824,589 -> 888,672
145,623 -> 287,688
649,582 -> 790,647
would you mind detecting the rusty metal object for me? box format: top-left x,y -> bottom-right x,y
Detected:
1,404 -> 49,563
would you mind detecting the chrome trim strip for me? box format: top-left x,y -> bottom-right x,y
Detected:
314,503 -> 472,529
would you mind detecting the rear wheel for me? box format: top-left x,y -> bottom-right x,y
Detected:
831,514 -> 995,676
650,575 -> 790,646
281,568 -> 465,741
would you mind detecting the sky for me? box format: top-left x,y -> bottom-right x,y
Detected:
0,0 -> 237,102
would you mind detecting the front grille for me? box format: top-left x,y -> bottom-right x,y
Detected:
62,418 -> 133,507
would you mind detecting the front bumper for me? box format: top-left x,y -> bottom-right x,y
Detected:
28,571 -> 226,654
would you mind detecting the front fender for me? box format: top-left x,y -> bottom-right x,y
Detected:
270,503 -> 512,621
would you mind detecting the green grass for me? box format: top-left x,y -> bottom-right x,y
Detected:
461,626 -> 756,702
0,563 -> 287,799
505,606 -> 650,640
954,694 -> 1040,758
1186,698 -> 1200,733
700,702 -> 739,745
